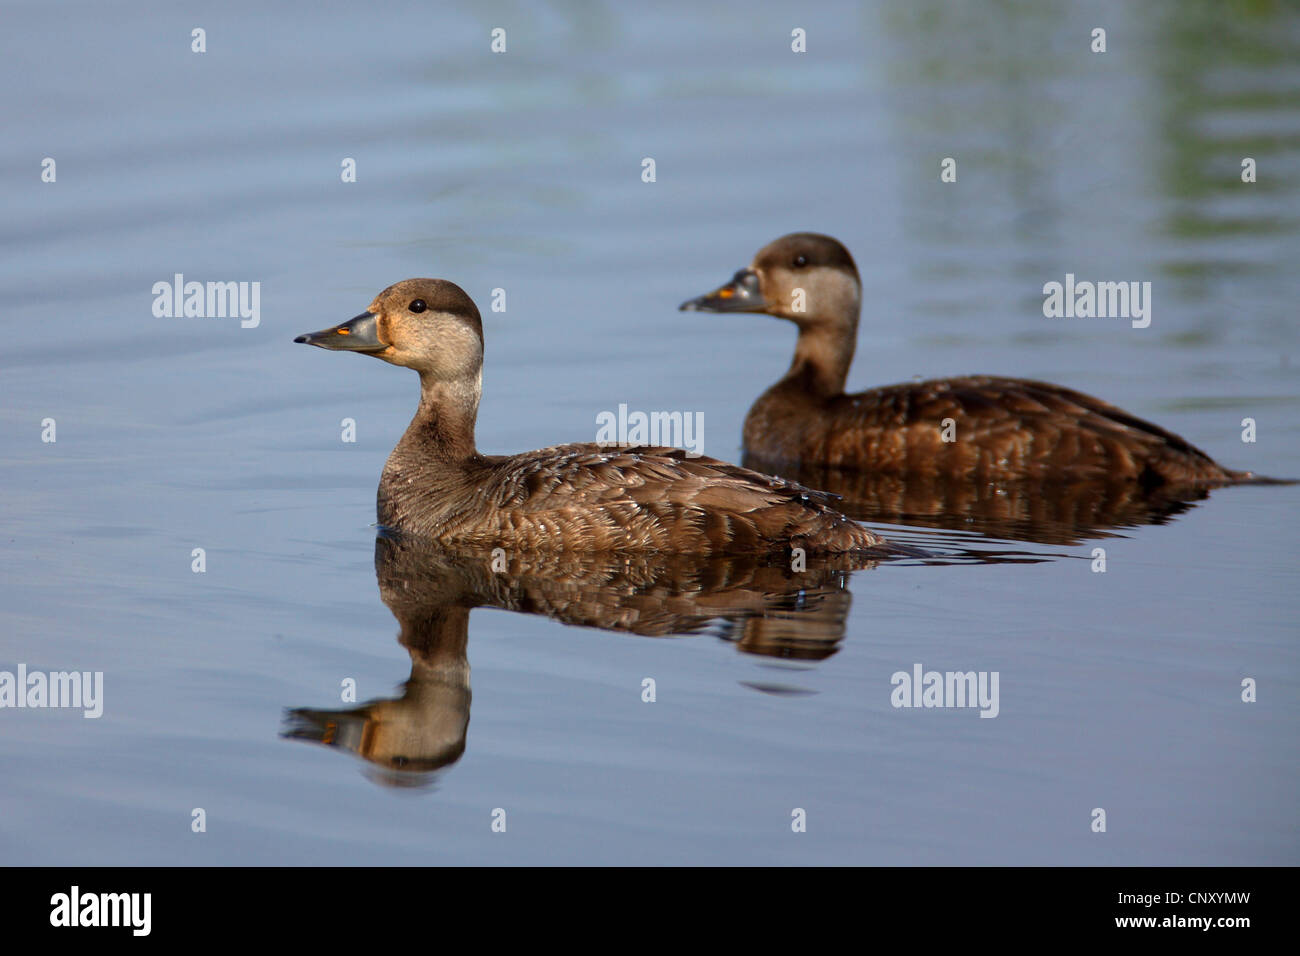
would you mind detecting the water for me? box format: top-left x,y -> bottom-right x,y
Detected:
1,0 -> 1297,865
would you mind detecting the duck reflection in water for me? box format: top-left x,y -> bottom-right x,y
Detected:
283,533 -> 877,788
741,459 -> 1223,546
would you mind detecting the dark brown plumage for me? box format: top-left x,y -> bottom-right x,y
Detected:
681,232 -> 1257,485
295,278 -> 886,554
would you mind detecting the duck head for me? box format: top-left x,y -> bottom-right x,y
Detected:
679,232 -> 861,332
295,278 -> 484,381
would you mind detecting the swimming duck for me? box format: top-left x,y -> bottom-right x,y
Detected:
681,233 -> 1255,485
294,279 -> 885,553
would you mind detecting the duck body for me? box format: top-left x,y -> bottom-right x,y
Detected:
683,232 -> 1255,487
378,438 -> 880,553
745,371 -> 1246,484
296,278 -> 884,555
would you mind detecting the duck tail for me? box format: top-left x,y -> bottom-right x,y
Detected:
873,541 -> 937,559
1225,469 -> 1298,486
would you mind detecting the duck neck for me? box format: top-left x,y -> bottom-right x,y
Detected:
403,371 -> 482,462
781,320 -> 856,398
400,605 -> 471,682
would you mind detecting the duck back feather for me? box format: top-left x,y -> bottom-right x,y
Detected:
382,442 -> 884,553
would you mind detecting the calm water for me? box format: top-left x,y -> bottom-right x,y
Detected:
2,0 -> 1297,865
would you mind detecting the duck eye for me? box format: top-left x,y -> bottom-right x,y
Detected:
793,255 -> 808,268
409,299 -> 427,313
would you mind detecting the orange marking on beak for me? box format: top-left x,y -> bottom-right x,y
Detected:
717,287 -> 734,299
337,328 -> 350,335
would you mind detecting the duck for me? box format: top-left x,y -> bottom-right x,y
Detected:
294,278 -> 886,554
680,232 -> 1259,485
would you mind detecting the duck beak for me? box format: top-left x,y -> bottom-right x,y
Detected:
294,312 -> 387,352
679,269 -> 766,313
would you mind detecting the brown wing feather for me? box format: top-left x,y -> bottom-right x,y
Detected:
746,375 -> 1240,483
405,444 -> 882,553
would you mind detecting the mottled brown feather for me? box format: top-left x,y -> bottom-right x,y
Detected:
746,372 -> 1243,483
382,442 -> 883,553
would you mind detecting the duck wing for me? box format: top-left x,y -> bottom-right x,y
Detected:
812,376 -> 1238,482
474,443 -> 883,553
